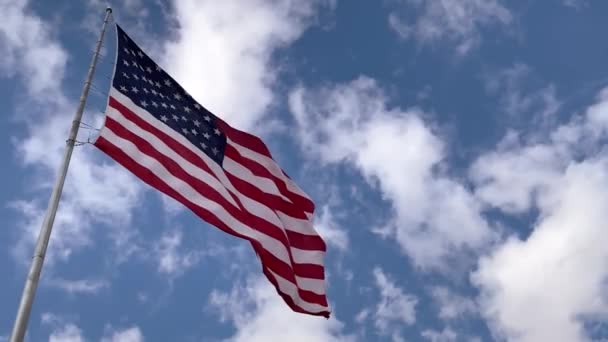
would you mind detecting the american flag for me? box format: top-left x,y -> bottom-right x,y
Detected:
94,24 -> 329,317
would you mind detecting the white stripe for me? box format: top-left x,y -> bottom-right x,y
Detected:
228,138 -> 313,205
106,107 -> 239,209
276,211 -> 320,236
291,248 -> 324,265
267,268 -> 329,313
100,121 -> 325,294
295,275 -> 326,296
223,157 -> 292,203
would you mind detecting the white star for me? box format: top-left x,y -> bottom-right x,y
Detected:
146,66 -> 152,73
191,128 -> 198,135
194,103 -> 201,110
123,47 -> 130,55
164,79 -> 172,87
130,49 -> 136,55
203,115 -> 211,122
160,115 -> 168,122
141,76 -> 148,82
143,88 -> 149,94
148,79 -> 154,86
214,128 -> 221,136
132,60 -> 138,68
151,89 -> 157,96
181,116 -> 187,121
184,106 -> 191,113
193,120 -> 200,127
182,128 -> 189,135
132,74 -> 139,80
170,104 -> 176,110
172,114 -> 179,121
122,72 -> 130,79
155,65 -> 161,71
122,60 -> 129,67
203,132 -> 211,139
141,100 -> 148,107
200,142 -> 208,149
211,147 -> 219,155
174,93 -> 182,100
137,51 -> 144,58
152,101 -> 158,107
119,85 -> 127,92
161,102 -> 168,108
131,86 -> 139,93
155,81 -> 161,88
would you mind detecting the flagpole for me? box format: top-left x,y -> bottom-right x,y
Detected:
9,7 -> 113,342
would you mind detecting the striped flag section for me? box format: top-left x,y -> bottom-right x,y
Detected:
94,24 -> 329,317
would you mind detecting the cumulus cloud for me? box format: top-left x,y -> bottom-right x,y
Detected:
42,313 -> 85,342
421,327 -> 458,342
289,76 -> 494,269
389,0 -> 512,55
0,0 -> 67,97
48,323 -> 85,342
208,276 -> 352,341
161,0 -> 335,132
101,326 -> 144,342
472,89 -> 608,341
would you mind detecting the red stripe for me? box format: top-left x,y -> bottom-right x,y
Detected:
95,136 -> 328,309
224,144 -> 315,213
103,116 -> 326,277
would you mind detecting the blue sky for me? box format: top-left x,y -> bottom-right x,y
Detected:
2,0 -> 608,341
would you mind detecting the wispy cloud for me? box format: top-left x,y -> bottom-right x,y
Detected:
48,278 -> 110,295
101,326 -> 144,342
371,268 -> 418,338
389,0 -> 512,55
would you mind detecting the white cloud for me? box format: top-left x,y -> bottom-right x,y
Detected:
483,63 -> 561,121
289,76 -> 494,269
371,268 -> 417,337
430,286 -> 477,321
49,323 -> 85,342
43,314 -> 85,342
161,0 -> 334,132
47,278 -> 109,295
101,326 -> 144,342
315,205 -> 349,251
0,0 -> 67,97
153,229 -> 202,277
208,276 -> 353,342
421,327 -> 458,342
472,89 -> 608,341
389,0 -> 512,55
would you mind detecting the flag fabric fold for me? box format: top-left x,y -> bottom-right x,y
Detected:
94,24 -> 330,317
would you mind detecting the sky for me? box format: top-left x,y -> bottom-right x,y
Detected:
1,0 -> 608,341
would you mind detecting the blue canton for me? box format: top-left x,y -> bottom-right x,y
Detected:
113,24 -> 226,165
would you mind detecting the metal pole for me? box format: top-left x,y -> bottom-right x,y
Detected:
9,7 -> 113,342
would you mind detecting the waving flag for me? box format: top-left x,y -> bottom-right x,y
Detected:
94,25 -> 329,317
